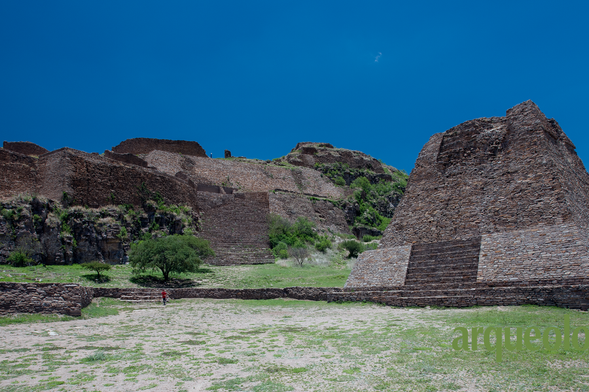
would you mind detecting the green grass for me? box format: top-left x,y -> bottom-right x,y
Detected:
0,262 -> 351,288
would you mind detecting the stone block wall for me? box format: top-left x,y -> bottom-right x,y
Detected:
103,150 -> 148,167
345,246 -> 411,288
0,282 -> 89,316
478,223 -> 589,282
112,138 -> 207,157
269,193 -> 350,233
3,141 -> 49,157
144,150 -> 346,199
197,192 -> 274,265
37,148 -> 198,210
0,149 -> 38,199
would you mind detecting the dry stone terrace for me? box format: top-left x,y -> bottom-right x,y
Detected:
346,100 -> 589,309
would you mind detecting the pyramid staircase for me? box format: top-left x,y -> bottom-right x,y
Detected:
403,237 -> 481,286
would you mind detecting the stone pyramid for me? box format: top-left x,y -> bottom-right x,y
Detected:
346,101 -> 589,292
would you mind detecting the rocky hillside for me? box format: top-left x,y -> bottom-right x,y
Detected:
0,194 -> 198,265
274,143 -> 408,238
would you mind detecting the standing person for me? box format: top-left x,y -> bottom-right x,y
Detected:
162,290 -> 167,306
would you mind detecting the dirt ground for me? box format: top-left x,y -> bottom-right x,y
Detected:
1,299 -> 588,392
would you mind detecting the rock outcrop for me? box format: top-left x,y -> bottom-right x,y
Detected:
3,141 -> 49,156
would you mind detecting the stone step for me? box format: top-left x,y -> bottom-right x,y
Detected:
409,250 -> 481,261
405,258 -> 479,270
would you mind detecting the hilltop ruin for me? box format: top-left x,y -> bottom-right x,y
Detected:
0,138 -> 406,265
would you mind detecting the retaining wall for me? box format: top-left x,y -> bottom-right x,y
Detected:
0,283 -> 90,317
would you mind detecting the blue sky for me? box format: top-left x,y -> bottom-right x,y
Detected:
1,1 -> 588,172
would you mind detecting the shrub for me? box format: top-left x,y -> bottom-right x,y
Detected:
129,234 -> 214,281
267,214 -> 317,248
7,251 -> 34,267
341,240 -> 365,259
315,235 -> 332,252
362,235 -> 381,242
288,244 -> 309,267
81,261 -> 112,279
334,177 -> 346,186
273,241 -> 289,259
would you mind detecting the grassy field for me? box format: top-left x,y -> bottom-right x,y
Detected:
0,259 -> 352,289
1,299 -> 588,391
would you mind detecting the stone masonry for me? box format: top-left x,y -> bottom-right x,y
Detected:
197,192 -> 274,265
347,101 -> 589,310
144,150 -> 347,198
112,137 -> 208,157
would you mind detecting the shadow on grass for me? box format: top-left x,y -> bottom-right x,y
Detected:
81,274 -> 111,284
129,275 -> 200,288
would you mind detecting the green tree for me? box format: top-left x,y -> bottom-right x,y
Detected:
129,235 -> 214,281
81,261 -> 112,280
341,240 -> 365,259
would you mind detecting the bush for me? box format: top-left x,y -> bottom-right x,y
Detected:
268,214 -> 317,248
362,235 -> 381,242
81,261 -> 112,279
288,244 -> 309,267
129,234 -> 214,281
315,235 -> 332,252
334,177 -> 346,186
7,251 -> 34,267
273,241 -> 289,259
341,240 -> 365,259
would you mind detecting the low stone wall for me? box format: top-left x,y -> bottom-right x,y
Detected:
92,286 -> 343,301
0,283 -> 89,316
331,283 -> 589,310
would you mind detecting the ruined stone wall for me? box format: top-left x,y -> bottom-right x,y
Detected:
112,138 -> 207,157
145,150 -> 347,199
381,101 -> 586,248
345,246 -> 412,288
103,150 -> 147,167
37,148 -> 198,210
3,141 -> 49,157
0,149 -> 38,199
197,192 -> 274,265
478,223 -> 589,282
37,148 -> 73,201
0,282 -> 88,316
269,193 -> 350,234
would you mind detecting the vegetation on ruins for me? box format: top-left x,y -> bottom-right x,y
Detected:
129,234 -> 214,281
268,214 -> 337,260
80,261 -> 112,280
312,162 -> 408,234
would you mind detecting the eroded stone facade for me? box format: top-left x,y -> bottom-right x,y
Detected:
347,101 -> 589,304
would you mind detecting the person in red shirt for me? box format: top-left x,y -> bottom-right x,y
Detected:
162,290 -> 167,306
